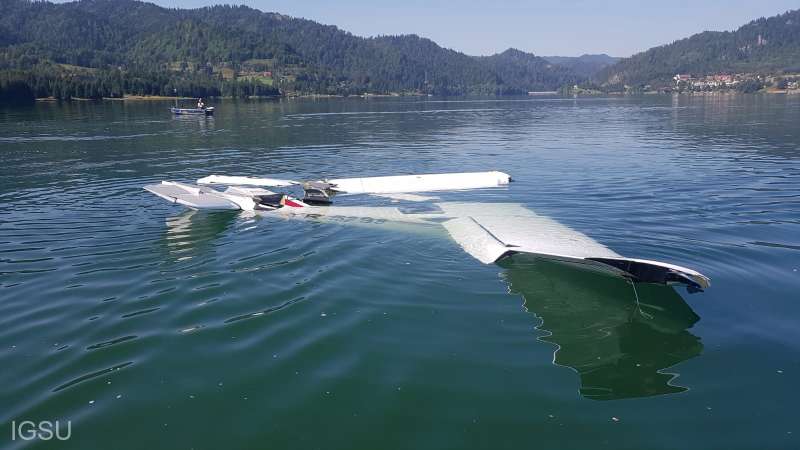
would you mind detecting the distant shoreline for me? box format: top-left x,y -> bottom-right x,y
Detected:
36,95 -> 199,102
35,94 -> 282,102
106,95 -> 197,101
33,92 -> 424,102
27,90 -> 799,105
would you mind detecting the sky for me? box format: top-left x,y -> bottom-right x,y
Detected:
129,0 -> 798,57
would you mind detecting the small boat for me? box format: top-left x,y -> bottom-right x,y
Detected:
170,106 -> 214,116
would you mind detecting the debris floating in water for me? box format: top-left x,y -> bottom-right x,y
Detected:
611,417 -> 619,422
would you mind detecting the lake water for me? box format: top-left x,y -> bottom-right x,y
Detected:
1,95 -> 799,449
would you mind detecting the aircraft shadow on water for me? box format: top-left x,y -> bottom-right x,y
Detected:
499,254 -> 703,400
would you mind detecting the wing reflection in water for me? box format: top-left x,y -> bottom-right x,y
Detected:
499,254 -> 703,400
161,210 -> 238,261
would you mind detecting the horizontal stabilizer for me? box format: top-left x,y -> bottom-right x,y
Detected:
441,207 -> 710,289
331,171 -> 510,194
144,181 -> 241,210
442,217 -> 511,264
444,207 -> 621,260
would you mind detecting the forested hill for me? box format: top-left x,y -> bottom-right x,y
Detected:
0,0 -> 582,103
598,9 -> 800,87
542,54 -> 620,78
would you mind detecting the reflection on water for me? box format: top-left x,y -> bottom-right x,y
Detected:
162,206 -> 706,402
500,254 -> 703,400
172,114 -> 216,131
161,209 -> 237,261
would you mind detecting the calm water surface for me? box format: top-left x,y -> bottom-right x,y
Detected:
1,95 -> 799,449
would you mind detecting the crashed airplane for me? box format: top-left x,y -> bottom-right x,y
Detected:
144,171 -> 710,291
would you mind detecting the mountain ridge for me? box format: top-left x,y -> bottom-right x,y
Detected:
0,0 -> 582,101
542,54 -> 620,78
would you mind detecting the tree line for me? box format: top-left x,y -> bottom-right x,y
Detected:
0,67 -> 280,105
0,0 -> 583,104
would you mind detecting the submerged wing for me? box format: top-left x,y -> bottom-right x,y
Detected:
369,193 -> 440,202
440,203 -> 710,290
329,171 -> 511,194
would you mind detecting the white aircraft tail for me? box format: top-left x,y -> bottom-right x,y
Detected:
440,206 -> 710,290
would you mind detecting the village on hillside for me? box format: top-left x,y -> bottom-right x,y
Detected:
561,72 -> 800,96
671,73 -> 800,93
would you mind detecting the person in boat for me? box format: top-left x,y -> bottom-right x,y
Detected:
197,98 -> 205,109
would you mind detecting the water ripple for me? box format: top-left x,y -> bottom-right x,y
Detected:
52,362 -> 134,392
0,96 -> 799,450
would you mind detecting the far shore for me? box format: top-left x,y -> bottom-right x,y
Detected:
109,95 -> 200,101
28,90 -> 800,104
36,95 -> 197,102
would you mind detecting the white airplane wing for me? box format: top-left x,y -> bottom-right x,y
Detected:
197,175 -> 299,187
192,171 -> 509,193
330,171 -> 511,194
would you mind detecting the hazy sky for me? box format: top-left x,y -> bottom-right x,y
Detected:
127,0 -> 797,57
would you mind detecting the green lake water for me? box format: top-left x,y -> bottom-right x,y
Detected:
1,95 -> 799,449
